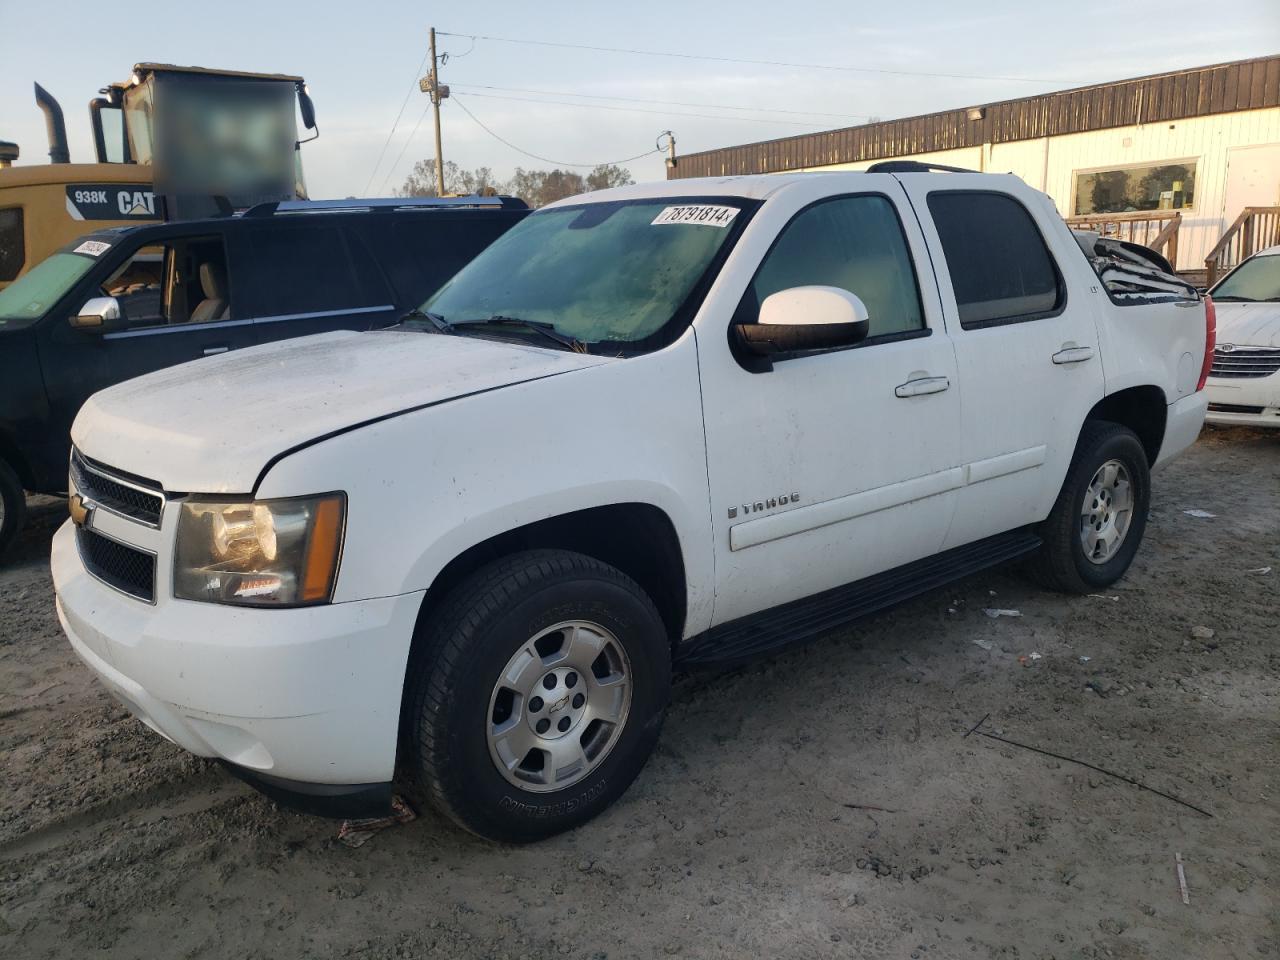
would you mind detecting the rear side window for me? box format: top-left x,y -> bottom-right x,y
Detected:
927,192 -> 1063,329
248,227 -> 377,317
0,207 -> 24,282
368,217 -> 516,305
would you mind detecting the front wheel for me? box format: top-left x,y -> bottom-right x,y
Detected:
1027,421 -> 1151,594
403,550 -> 671,842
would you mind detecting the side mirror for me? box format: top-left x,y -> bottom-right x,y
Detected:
70,296 -> 124,333
737,286 -> 870,357
297,84 -> 317,131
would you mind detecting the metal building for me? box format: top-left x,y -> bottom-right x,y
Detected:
669,56 -> 1280,279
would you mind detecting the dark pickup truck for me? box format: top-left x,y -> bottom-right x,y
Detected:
0,195 -> 529,551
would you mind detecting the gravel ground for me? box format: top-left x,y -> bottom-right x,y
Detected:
1,426 -> 1276,960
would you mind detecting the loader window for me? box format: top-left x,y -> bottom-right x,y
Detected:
0,207 -> 23,282
101,236 -> 230,328
927,191 -> 1063,329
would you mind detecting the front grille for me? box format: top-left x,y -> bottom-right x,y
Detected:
70,450 -> 164,527
1210,347 -> 1280,379
1208,403 -> 1265,414
77,526 -> 156,603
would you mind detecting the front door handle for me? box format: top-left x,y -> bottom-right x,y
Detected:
894,375 -> 950,398
203,344 -> 230,356
1052,345 -> 1094,365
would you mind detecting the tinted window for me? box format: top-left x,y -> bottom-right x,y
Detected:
928,192 -> 1062,328
248,226 -> 371,316
748,195 -> 924,338
367,217 -> 515,305
0,207 -> 24,282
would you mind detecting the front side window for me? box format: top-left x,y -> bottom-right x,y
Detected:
1211,254 -> 1280,303
100,235 -> 230,328
0,252 -> 96,329
0,207 -> 24,282
1073,161 -> 1196,216
928,192 -> 1062,329
423,198 -> 750,348
744,194 -> 925,339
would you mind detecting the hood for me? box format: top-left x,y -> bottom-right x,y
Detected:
1215,301 -> 1280,349
73,329 -> 613,493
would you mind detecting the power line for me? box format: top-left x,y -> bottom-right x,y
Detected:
363,46 -> 433,195
378,102 -> 432,195
448,81 -> 873,122
455,90 -> 833,128
439,30 -> 1084,85
451,95 -> 662,168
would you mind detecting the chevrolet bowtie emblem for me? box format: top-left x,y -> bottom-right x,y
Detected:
69,494 -> 93,528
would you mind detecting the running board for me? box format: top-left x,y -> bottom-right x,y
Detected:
676,529 -> 1042,666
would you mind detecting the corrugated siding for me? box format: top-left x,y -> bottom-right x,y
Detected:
671,55 -> 1280,179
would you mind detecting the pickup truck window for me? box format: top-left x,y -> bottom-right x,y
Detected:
0,252 -> 96,329
927,191 -> 1063,329
0,207 -> 23,282
423,198 -> 748,347
746,194 -> 924,339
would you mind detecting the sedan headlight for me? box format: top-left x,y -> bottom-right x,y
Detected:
174,493 -> 345,606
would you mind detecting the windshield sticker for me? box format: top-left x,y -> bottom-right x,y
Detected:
651,205 -> 739,228
73,240 -> 112,257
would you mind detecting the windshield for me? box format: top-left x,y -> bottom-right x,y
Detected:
1211,254 -> 1280,302
0,253 -> 96,329
422,198 -> 750,347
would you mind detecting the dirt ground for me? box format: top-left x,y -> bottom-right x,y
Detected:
1,426 -> 1276,960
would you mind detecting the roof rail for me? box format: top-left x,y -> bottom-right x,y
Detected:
242,195 -> 529,217
866,160 -> 977,174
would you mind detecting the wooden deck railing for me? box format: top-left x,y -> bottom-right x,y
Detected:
1065,210 -> 1182,266
1204,206 -> 1280,286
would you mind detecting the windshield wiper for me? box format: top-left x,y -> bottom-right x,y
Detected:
399,308 -> 455,334
454,315 -> 586,352
1208,295 -> 1253,302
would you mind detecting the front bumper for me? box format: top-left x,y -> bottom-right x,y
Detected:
1204,374 -> 1280,428
52,519 -> 424,792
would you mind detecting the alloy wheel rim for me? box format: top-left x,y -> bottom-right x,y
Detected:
1080,459 -> 1134,564
486,620 -> 632,793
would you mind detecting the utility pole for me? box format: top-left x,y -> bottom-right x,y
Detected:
419,27 -> 450,196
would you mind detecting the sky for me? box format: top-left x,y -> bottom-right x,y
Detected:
1,0 -> 1278,199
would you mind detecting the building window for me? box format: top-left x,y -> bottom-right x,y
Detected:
0,207 -> 24,282
1073,161 -> 1196,216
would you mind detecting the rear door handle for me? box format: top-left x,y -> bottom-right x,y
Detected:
203,345 -> 230,356
1052,346 -> 1094,364
894,376 -> 950,398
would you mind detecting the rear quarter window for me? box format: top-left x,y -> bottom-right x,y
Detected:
927,191 -> 1063,329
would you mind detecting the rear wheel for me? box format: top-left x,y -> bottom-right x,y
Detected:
1027,421 -> 1150,594
404,549 -> 671,842
0,459 -> 26,558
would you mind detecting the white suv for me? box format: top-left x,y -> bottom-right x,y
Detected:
1204,245 -> 1280,428
53,170 -> 1211,841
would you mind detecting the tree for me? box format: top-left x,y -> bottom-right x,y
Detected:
397,161 -> 634,207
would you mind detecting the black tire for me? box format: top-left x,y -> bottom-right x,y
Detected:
0,458 -> 26,558
1027,420 -> 1151,594
404,549 -> 671,843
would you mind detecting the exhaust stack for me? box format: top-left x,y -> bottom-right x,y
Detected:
34,82 -> 70,164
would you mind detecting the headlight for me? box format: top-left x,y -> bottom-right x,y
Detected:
174,493 -> 345,606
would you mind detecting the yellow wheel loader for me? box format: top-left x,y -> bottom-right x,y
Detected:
0,64 -> 317,290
